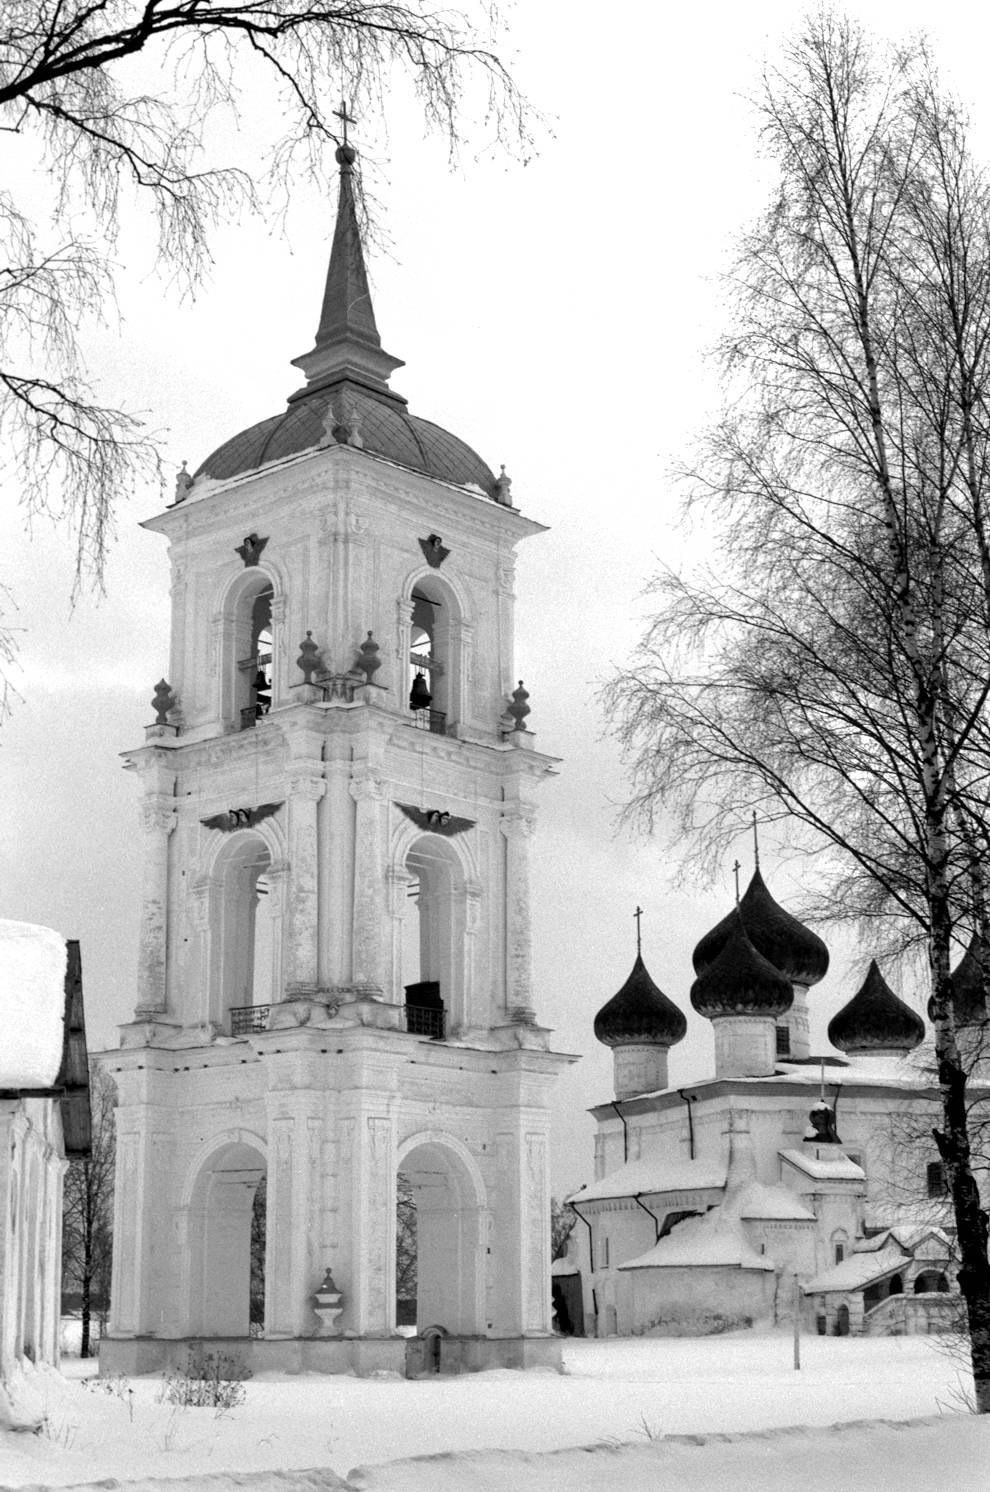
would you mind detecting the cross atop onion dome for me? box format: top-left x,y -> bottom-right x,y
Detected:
827,960 -> 925,1056
690,912 -> 793,1020
692,868 -> 829,988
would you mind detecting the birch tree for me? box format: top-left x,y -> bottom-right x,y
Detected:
607,13 -> 990,1410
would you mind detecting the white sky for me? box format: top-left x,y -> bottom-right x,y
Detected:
3,2 -> 988,1193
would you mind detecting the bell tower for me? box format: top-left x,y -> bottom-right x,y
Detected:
101,142 -> 576,1376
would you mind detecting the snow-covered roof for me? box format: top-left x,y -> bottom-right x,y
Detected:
737,1182 -> 815,1222
779,1148 -> 866,1181
803,1244 -> 908,1295
567,1156 -> 726,1205
620,1213 -> 774,1272
0,920 -> 66,1089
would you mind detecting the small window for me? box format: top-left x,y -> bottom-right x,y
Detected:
602,1234 -> 610,1269
834,1242 -> 845,1264
927,1161 -> 949,1199
775,1025 -> 791,1057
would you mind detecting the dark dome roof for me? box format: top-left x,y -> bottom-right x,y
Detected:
195,381 -> 498,495
692,869 -> 829,988
949,936 -> 989,1028
827,960 -> 925,1055
690,916 -> 793,1020
594,954 -> 687,1050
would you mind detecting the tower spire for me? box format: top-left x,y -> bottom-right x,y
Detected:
290,112 -> 405,402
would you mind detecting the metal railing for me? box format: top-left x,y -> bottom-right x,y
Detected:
405,1004 -> 446,1039
230,1004 -> 271,1036
410,708 -> 447,736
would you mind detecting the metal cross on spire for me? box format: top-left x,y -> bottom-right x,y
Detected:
334,98 -> 356,148
752,809 -> 760,870
634,905 -> 643,955
732,859 -> 742,905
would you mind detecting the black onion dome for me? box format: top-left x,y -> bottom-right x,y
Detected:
692,869 -> 829,987
949,936 -> 989,1028
594,954 -> 687,1049
195,383 -> 498,496
827,960 -> 925,1054
689,916 -> 793,1020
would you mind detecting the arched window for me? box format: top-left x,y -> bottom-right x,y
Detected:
236,584 -> 274,729
831,1228 -> 849,1265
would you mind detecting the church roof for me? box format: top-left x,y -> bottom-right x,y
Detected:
690,913 -> 794,1020
827,961 -> 925,1056
193,140 -> 499,499
619,1213 -> 775,1272
692,869 -> 829,988
779,1148 -> 865,1181
196,388 -> 497,494
803,1243 -> 909,1295
567,1156 -> 726,1205
593,952 -> 687,1050
949,934 -> 990,1028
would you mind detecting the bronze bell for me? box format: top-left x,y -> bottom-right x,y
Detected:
409,672 -> 432,711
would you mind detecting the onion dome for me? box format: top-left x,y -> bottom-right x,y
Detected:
692,869 -> 829,987
827,960 -> 925,1055
690,916 -> 793,1020
594,954 -> 687,1050
194,140 -> 499,500
949,935 -> 989,1028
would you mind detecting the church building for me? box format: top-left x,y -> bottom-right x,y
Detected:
559,867 -> 986,1339
100,137 -> 575,1377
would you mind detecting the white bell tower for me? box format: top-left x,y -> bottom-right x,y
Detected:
101,142 -> 576,1377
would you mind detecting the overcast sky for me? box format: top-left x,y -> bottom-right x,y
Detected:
4,2 -> 989,1193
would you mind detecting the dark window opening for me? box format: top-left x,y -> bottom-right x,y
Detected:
927,1161 -> 949,1199
775,1025 -> 791,1057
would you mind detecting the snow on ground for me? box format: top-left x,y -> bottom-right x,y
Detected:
1,1333 -> 986,1491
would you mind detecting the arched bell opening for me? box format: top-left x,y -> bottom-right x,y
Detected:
394,1138 -> 485,1337
209,834 -> 278,1035
403,574 -> 468,736
218,570 -> 279,730
400,836 -> 468,1038
186,1139 -> 266,1338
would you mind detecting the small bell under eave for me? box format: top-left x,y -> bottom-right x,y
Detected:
409,672 -> 432,712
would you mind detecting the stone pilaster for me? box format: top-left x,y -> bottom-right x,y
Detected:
284,753 -> 325,998
135,786 -> 177,1016
499,812 -> 536,1021
349,770 -> 387,995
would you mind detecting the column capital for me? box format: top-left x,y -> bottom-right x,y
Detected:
289,775 -> 326,804
140,798 -> 177,836
349,774 -> 385,804
499,812 -> 535,842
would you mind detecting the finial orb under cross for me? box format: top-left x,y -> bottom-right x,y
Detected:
334,99 -> 357,166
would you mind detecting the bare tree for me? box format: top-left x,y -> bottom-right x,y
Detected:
550,1196 -> 575,1262
395,1171 -> 417,1313
0,2 -> 531,669
607,13 -> 990,1410
61,1064 -> 116,1358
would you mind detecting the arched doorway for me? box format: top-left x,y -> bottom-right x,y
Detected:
187,1139 -> 266,1337
395,1137 -> 484,1336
